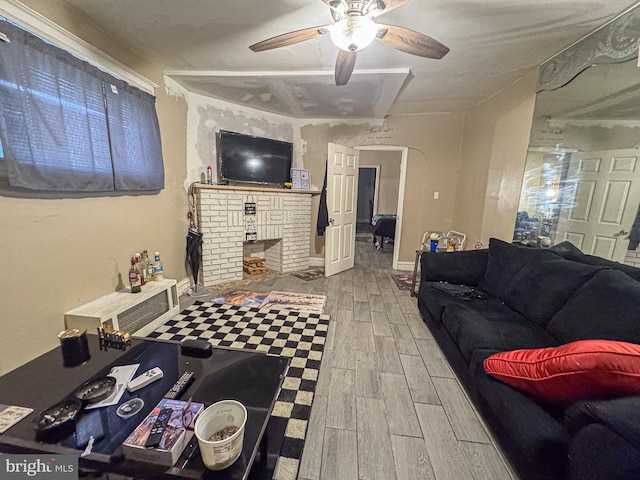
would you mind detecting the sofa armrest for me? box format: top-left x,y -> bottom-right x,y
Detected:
565,397 -> 640,480
420,249 -> 488,287
569,424 -> 640,480
565,396 -> 640,446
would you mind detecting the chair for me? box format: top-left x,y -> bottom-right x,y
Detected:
411,229 -> 467,296
419,230 -> 466,252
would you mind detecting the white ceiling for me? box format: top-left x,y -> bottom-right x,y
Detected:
57,0 -> 639,119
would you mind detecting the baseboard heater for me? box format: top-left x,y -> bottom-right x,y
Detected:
64,279 -> 180,337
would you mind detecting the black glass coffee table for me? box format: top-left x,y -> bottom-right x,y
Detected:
0,334 -> 289,479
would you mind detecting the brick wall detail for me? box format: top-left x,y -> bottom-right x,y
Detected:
196,189 -> 312,286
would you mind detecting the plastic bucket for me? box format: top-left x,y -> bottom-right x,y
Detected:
195,400 -> 247,470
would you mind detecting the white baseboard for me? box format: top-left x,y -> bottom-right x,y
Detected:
177,277 -> 191,296
396,261 -> 415,271
309,257 -> 325,267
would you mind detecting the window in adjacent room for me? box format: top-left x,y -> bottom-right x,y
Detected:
0,18 -> 164,192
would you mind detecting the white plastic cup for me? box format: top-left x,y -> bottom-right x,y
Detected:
195,400 -> 247,470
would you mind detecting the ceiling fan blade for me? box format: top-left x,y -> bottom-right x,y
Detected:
335,49 -> 357,86
249,25 -> 330,52
368,0 -> 408,17
375,24 -> 449,59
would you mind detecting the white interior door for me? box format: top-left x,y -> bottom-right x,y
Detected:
325,143 -> 359,277
556,148 -> 640,261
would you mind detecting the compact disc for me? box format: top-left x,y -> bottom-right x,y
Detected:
116,398 -> 144,419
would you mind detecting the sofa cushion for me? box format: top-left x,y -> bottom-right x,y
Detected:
477,238 -> 601,328
547,269 -> 640,344
420,249 -> 488,286
552,241 -> 640,282
441,301 -> 558,363
502,256 -> 602,329
483,340 -> 640,406
419,280 -> 486,327
478,238 -> 559,299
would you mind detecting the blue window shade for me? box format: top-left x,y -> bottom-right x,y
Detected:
0,19 -> 164,192
105,77 -> 164,191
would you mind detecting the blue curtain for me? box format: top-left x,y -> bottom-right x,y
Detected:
0,18 -> 164,192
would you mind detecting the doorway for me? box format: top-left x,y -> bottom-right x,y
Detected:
355,145 -> 408,270
357,166 -> 379,233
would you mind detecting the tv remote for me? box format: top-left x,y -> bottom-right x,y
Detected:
127,367 -> 163,392
164,371 -> 195,399
144,407 -> 173,448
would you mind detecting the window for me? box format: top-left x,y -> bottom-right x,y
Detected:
0,18 -> 164,192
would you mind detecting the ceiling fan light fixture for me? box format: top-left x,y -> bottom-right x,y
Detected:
330,16 -> 378,52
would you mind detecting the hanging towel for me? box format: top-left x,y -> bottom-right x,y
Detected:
317,159 -> 329,236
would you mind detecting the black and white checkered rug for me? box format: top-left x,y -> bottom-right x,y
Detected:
147,301 -> 331,480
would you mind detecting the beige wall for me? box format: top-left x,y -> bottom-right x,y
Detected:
360,150 -> 402,215
454,70 -> 539,248
0,0 -> 188,375
301,114 -> 465,265
183,91 -> 300,189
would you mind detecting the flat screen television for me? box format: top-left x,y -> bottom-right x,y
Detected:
217,130 -> 293,186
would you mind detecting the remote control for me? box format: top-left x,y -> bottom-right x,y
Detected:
127,367 -> 163,392
144,407 -> 173,448
164,371 -> 195,399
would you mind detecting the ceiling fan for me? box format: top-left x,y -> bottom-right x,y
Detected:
249,0 -> 449,86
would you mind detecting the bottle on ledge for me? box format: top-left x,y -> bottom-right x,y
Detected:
135,252 -> 145,286
153,252 -> 164,281
140,250 -> 150,285
129,257 -> 142,293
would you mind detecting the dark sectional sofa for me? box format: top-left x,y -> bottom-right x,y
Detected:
417,238 -> 640,480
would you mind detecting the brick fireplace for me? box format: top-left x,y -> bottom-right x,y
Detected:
195,185 -> 316,286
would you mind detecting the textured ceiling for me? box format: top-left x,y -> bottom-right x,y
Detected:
167,69 -> 410,118
57,0 -> 639,119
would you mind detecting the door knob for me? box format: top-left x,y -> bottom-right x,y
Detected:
329,218 -> 334,225
613,230 -> 629,237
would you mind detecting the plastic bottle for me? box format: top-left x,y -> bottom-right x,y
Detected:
147,261 -> 154,284
153,252 -> 164,281
128,257 -> 142,293
207,166 -> 213,184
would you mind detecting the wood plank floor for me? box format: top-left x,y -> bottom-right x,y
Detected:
180,236 -> 517,480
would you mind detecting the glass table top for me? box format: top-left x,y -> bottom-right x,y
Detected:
0,334 -> 289,480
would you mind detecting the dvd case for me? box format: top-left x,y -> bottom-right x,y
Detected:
122,398 -> 204,466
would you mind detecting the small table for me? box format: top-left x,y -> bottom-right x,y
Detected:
0,335 -> 289,480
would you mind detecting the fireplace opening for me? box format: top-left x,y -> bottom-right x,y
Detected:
243,239 -> 283,276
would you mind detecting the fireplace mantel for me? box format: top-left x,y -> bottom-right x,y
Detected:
194,183 -> 320,195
